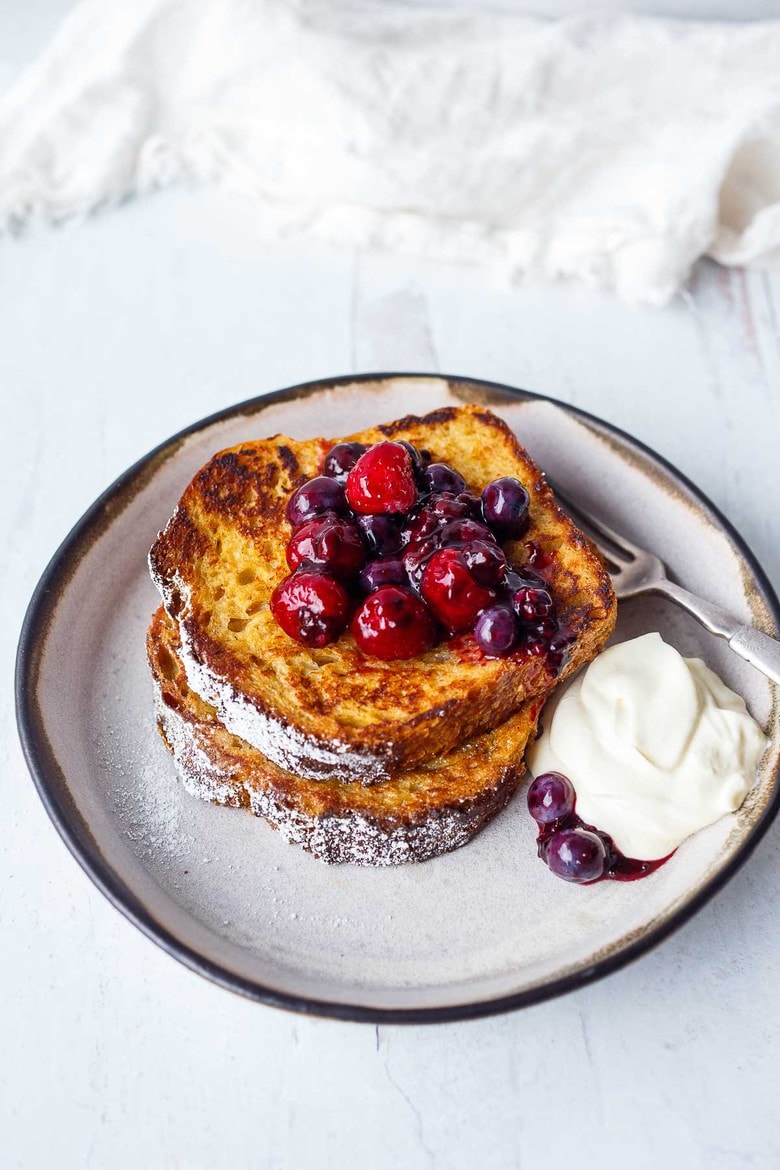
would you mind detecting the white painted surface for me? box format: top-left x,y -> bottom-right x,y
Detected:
3,9 -> 780,1170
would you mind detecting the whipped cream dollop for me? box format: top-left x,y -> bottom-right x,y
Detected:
527,632 -> 768,860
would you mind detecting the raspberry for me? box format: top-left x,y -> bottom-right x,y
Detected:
345,442 -> 418,515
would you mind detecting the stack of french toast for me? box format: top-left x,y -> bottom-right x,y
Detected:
147,405 -> 616,865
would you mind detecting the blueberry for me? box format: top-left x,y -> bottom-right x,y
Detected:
474,605 -> 519,656
481,477 -> 530,538
401,507 -> 441,544
358,557 -> 408,594
398,441 -> 427,483
461,540 -> 507,587
527,771 -> 575,824
545,828 -> 606,883
286,477 -> 347,527
423,463 -> 467,496
428,493 -> 481,522
322,442 -> 367,483
356,514 -> 404,556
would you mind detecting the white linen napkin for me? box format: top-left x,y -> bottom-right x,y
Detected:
1,0 -> 779,305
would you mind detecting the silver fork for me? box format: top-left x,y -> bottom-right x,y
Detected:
551,484 -> 780,687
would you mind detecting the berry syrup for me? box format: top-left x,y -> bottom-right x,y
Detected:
527,771 -> 673,884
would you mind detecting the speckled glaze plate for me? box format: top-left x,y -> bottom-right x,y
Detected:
16,375 -> 780,1022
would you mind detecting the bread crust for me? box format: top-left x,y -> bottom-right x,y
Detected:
149,405 -> 616,783
149,607 -> 543,866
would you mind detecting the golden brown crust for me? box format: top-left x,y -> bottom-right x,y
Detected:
149,608 -> 543,865
149,405 -> 616,780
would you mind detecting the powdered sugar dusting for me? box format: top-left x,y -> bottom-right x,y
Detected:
153,676 -> 506,867
149,548 -> 393,783
153,686 -> 244,810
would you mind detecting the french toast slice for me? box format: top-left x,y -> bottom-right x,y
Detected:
149,405 -> 616,783
149,607 -> 544,865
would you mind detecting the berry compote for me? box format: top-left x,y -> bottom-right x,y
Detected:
526,771 -> 673,883
271,437 -> 570,660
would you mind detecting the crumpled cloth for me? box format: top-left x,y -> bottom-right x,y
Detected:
1,0 -> 779,304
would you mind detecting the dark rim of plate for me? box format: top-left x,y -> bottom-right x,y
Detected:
15,373 -> 780,1024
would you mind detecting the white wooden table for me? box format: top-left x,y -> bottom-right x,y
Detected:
3,12 -> 780,1170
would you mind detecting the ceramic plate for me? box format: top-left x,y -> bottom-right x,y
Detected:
16,375 -> 780,1022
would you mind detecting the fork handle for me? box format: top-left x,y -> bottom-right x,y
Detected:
728,626 -> 780,687
656,580 -> 780,687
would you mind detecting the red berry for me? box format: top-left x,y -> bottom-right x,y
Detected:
421,548 -> 496,633
345,442 -> 418,515
512,585 -> 554,624
286,515 -> 365,580
270,572 -> 350,647
523,639 -> 548,659
429,492 -> 480,519
528,616 -> 557,639
351,586 -> 437,660
403,494 -> 481,543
